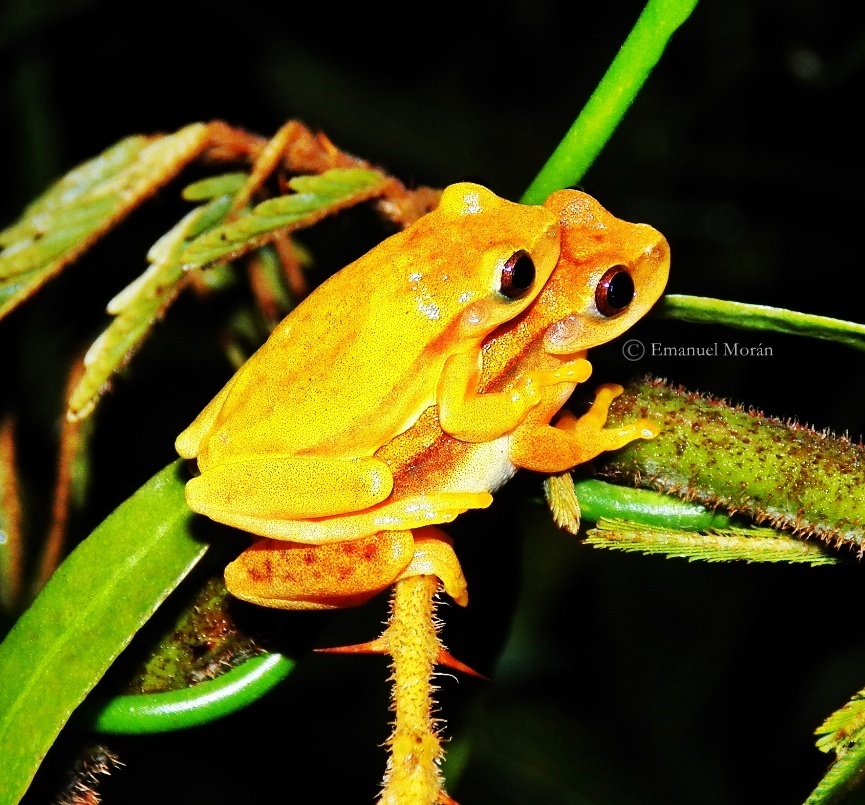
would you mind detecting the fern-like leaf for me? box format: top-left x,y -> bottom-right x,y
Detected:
67,168 -> 391,421
66,193 -> 234,421
0,124 -> 210,319
178,168 -> 388,269
807,689 -> 865,804
584,518 -> 840,566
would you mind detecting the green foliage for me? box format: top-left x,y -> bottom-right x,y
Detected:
0,461 -> 205,805
659,295 -> 865,352
82,653 -> 295,735
0,125 -> 210,319
573,477 -> 735,529
585,518 -> 841,565
809,690 -> 865,804
177,169 -> 387,269
520,0 -> 700,204
2,0 -> 864,803
67,167 -> 385,420
601,377 -> 865,548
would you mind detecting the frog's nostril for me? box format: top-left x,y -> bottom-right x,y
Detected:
643,235 -> 671,265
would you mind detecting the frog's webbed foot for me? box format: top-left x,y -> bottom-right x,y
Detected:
224,526 -> 468,610
556,382 -> 659,451
509,382 -> 658,473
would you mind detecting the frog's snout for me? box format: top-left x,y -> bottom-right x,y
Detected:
640,228 -> 671,280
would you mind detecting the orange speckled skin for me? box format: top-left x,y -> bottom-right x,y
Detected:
377,188 -> 670,485
176,183 -> 562,541
180,188 -> 670,609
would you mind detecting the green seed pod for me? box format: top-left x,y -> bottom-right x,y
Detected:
599,377 -> 865,550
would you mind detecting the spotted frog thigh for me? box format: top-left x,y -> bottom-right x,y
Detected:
184,455 -> 395,539
224,526 -> 468,609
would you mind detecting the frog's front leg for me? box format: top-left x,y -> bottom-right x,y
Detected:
509,383 -> 659,473
224,527 -> 467,609
438,351 -> 592,443
185,455 -> 394,540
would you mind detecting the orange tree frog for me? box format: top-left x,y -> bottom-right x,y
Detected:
182,188 -> 670,610
176,182 -> 586,602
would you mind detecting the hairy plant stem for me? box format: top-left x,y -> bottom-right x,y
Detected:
378,575 -> 451,805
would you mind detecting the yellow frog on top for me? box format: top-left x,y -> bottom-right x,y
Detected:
177,184 -> 577,595
176,184 -> 670,611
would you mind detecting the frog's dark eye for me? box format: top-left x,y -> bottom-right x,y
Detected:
499,251 -> 536,300
595,265 -> 635,317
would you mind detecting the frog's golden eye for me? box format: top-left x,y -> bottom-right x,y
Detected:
595,265 -> 635,317
499,251 -> 536,300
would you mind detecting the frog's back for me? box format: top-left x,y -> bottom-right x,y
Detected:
184,182 -> 561,466
204,241 -> 462,461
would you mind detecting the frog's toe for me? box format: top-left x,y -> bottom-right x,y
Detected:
396,526 -> 469,606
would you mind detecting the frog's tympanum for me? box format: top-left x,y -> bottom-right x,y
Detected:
176,183 -> 670,610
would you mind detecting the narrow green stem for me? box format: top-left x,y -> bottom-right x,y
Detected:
521,0 -> 700,204
81,653 -> 294,734
657,294 -> 865,351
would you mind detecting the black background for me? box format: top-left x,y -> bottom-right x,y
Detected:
3,1 -> 865,803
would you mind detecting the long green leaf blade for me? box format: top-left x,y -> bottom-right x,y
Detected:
0,460 -> 205,805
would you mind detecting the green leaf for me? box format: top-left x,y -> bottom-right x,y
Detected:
0,460 -> 206,805
572,477 -> 735,530
584,518 -> 841,565
178,168 -> 388,269
68,168 -> 389,421
521,0 -> 701,204
182,172 -> 249,201
807,687 -> 865,804
83,653 -> 294,734
0,124 -> 210,319
657,294 -> 865,351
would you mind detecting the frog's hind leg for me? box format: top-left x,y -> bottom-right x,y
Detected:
224,526 -> 468,610
184,454 -> 394,538
225,529 -> 415,610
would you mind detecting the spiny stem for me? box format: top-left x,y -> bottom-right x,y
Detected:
378,575 -> 451,805
601,377 -> 865,550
